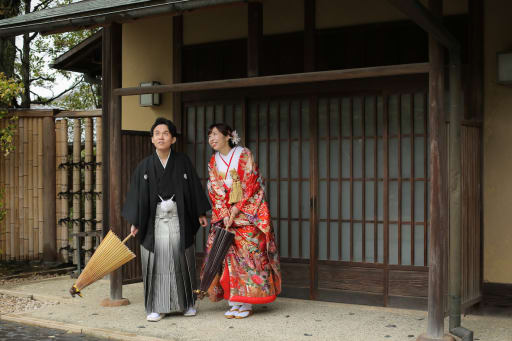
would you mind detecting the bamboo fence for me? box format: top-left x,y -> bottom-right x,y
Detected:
0,117 -> 44,260
0,111 -> 102,263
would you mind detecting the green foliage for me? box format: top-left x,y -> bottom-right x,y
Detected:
0,72 -> 23,156
13,0 -> 100,109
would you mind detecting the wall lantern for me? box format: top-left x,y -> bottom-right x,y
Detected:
497,51 -> 512,85
139,81 -> 161,106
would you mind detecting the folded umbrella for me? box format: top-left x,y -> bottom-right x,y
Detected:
194,222 -> 235,299
69,230 -> 136,297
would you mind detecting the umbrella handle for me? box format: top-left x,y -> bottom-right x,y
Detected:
122,234 -> 134,244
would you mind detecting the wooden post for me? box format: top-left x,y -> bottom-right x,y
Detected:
418,0 -> 451,340
42,116 -> 57,261
247,1 -> 262,77
448,51 -> 464,330
173,15 -> 183,149
101,28 -> 110,241
102,23 -> 129,306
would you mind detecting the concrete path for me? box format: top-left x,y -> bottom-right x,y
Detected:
0,276 -> 510,341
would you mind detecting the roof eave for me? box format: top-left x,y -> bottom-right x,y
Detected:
0,0 -> 247,38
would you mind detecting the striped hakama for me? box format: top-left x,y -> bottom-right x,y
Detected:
140,201 -> 196,314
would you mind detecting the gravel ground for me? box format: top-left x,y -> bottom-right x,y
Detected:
0,274 -> 66,314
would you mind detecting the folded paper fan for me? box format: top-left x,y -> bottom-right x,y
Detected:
69,230 -> 136,297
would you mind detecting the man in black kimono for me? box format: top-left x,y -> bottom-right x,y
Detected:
122,117 -> 210,322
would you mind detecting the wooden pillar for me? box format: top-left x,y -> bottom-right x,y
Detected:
247,1 -> 262,77
418,0 -> 451,340
304,0 -> 315,72
101,28 -> 110,238
304,0 -> 317,300
173,15 -> 183,149
42,114 -> 56,261
102,23 -> 129,306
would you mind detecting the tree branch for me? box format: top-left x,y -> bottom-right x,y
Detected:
30,79 -> 83,105
33,0 -> 53,12
29,76 -> 54,83
28,32 -> 38,42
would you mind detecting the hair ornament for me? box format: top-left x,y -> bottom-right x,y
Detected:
230,130 -> 241,145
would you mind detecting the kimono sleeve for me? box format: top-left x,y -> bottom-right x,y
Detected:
121,163 -> 148,231
235,148 -> 265,218
183,154 -> 211,217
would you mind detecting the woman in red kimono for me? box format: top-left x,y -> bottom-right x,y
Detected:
203,123 -> 281,319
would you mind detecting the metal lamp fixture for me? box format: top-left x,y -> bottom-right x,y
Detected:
139,81 -> 161,106
497,51 -> 512,85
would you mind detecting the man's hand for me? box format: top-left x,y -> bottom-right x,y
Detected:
130,225 -> 138,236
199,215 -> 208,227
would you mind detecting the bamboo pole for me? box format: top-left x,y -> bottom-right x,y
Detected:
0,119 -> 5,261
61,120 -> 70,262
13,118 -> 20,260
84,118 -> 93,263
37,118 -> 44,257
24,118 -> 30,259
28,118 -> 34,259
73,119 -> 81,265
55,120 -> 62,260
95,118 -> 103,245
18,118 -> 25,259
6,119 -> 12,260
35,119 -> 41,257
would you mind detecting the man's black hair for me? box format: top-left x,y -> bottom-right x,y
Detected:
150,117 -> 178,137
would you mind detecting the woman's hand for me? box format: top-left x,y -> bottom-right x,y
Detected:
227,206 -> 240,228
199,215 -> 208,227
130,225 -> 138,236
223,216 -> 230,228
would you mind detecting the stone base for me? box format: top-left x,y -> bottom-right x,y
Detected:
100,298 -> 130,307
416,334 -> 456,341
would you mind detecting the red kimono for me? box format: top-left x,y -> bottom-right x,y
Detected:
203,147 -> 281,304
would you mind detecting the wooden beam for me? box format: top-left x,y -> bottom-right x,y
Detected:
113,63 -> 431,96
418,1 -> 451,340
387,0 -> 460,51
247,2 -> 262,77
304,0 -> 315,72
55,110 -> 102,118
42,116 -> 56,262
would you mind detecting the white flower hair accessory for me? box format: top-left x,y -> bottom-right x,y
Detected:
230,130 -> 241,145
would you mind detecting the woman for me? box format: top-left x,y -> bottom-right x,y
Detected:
122,117 -> 211,322
203,123 -> 281,319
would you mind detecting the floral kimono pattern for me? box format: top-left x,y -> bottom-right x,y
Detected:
203,147 -> 281,304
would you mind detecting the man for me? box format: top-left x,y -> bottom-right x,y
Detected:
122,117 -> 210,321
